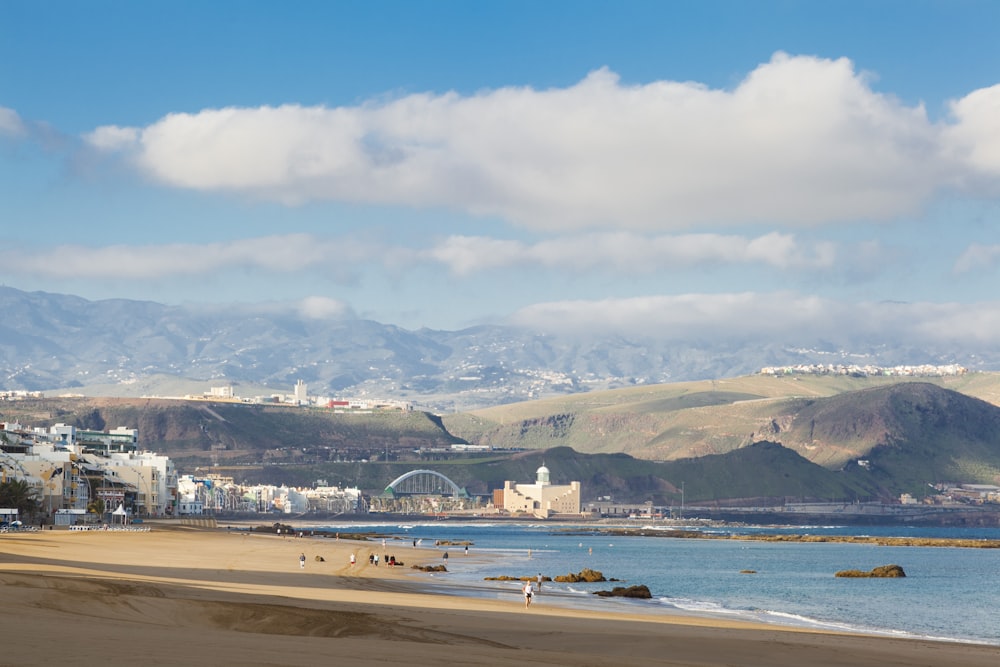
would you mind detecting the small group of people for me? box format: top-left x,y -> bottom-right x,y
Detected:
367,553 -> 398,567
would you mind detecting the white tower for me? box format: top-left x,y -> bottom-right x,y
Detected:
536,463 -> 550,486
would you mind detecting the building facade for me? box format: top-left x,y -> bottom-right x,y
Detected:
500,464 -> 581,518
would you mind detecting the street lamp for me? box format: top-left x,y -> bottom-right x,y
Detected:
134,469 -> 154,518
73,462 -> 96,520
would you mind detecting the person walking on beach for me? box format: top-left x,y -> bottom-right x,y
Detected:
536,573 -> 543,593
299,553 -> 306,569
522,580 -> 534,608
350,553 -> 356,567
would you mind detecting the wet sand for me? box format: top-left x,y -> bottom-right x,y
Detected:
1,524 -> 997,666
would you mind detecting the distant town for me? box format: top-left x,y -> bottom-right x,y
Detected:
759,363 -> 968,378
1,379 -> 413,413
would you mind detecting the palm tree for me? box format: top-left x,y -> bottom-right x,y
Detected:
0,479 -> 41,519
87,497 -> 106,523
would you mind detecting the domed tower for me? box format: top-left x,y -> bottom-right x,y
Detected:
536,463 -> 550,486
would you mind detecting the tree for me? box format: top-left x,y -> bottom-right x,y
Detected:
0,479 -> 41,519
87,497 -> 106,521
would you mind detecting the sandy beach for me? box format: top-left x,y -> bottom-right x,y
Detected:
1,524 -> 997,667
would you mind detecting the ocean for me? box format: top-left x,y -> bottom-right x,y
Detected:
314,520 -> 1000,645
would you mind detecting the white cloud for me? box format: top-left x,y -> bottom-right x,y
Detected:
0,106 -> 27,137
296,295 -> 350,319
82,52 -> 1000,231
83,125 -> 140,151
508,293 -> 1000,346
943,83 -> 1000,192
428,232 -> 841,275
3,230 -> 868,284
954,243 -> 1000,273
3,234 -> 382,280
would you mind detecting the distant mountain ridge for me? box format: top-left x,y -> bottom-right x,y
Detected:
445,381 -> 1000,494
2,286 -> 997,410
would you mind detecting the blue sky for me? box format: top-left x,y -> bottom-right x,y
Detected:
3,1 -> 1000,350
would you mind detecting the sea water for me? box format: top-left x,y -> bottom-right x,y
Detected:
316,521 -> 1000,645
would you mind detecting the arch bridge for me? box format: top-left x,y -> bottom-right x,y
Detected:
384,469 -> 466,497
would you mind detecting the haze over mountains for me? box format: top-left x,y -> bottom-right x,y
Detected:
2,286 -> 997,411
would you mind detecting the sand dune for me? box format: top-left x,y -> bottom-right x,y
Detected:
1,525 -> 998,666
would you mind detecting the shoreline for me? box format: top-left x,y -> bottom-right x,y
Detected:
2,526 -> 999,666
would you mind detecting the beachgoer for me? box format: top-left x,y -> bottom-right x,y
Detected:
536,573 -> 543,592
374,554 -> 379,567
443,551 -> 449,561
522,580 -> 534,608
464,545 -> 469,556
299,553 -> 306,569
350,553 -> 356,567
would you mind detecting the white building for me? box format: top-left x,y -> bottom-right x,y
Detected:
103,451 -> 177,517
500,464 -> 581,518
293,379 -> 308,404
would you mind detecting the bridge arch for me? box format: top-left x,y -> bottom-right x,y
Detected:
385,469 -> 465,497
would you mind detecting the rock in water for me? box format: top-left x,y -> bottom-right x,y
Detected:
593,585 -> 652,599
835,564 -> 906,578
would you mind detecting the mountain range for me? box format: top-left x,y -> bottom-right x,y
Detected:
1,286 -> 996,411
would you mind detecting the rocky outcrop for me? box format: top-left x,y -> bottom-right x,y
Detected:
553,568 -> 606,583
411,564 -> 447,572
593,585 -> 652,599
835,564 -> 906,578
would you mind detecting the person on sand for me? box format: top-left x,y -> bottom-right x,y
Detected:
299,553 -> 306,569
350,553 -> 356,567
522,580 -> 534,608
536,573 -> 543,592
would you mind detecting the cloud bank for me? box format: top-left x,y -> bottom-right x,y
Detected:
3,231 -> 862,281
508,293 -> 1000,347
82,53 -> 1000,230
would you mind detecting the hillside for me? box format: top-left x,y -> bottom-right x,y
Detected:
6,376 -> 1000,501
208,444 -> 882,505
0,397 -> 463,468
443,378 -> 1000,493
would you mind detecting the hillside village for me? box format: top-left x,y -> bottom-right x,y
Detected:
759,363 -> 968,378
